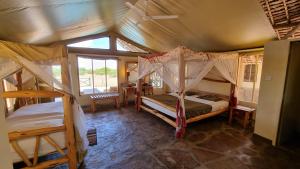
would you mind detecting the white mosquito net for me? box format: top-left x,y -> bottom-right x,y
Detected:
137,46 -> 238,137
0,40 -> 88,161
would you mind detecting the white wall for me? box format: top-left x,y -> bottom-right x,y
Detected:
254,40 -> 290,145
196,80 -> 231,96
0,84 -> 13,169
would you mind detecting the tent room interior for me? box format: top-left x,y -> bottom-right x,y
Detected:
1,0 -> 300,169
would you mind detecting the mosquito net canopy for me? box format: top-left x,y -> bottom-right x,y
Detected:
138,46 -> 238,92
0,40 -> 70,93
137,46 -> 239,137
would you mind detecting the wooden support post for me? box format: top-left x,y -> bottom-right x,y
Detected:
61,55 -> 77,169
63,95 -> 77,169
136,79 -> 142,112
23,156 -> 69,169
11,141 -> 32,167
1,90 -> 64,98
110,32 -> 117,53
0,81 -> 8,116
42,135 -> 65,155
15,70 -> 25,108
33,136 -> 41,166
178,48 -> 185,94
34,77 -> 40,103
229,84 -> 236,106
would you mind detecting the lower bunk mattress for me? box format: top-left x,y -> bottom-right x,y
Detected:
6,101 -> 89,163
141,94 -> 229,119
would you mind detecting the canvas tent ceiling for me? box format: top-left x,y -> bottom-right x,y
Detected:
0,0 -> 276,52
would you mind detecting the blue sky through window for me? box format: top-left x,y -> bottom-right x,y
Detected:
68,37 -> 110,49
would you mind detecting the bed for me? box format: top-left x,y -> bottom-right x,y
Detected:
0,41 -> 87,168
140,92 -> 229,127
6,101 -> 89,163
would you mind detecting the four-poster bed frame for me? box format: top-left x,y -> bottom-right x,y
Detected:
135,47 -> 238,137
136,78 -> 235,129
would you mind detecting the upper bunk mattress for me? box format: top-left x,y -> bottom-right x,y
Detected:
6,102 -> 64,131
143,94 -> 212,119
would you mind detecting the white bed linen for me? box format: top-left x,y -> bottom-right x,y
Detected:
142,94 -> 229,119
142,99 -> 177,118
6,102 -> 88,163
185,95 -> 229,112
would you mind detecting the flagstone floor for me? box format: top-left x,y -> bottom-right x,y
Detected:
14,106 -> 300,169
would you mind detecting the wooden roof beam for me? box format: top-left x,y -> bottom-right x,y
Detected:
283,23 -> 300,39
68,47 -> 151,57
273,22 -> 300,29
281,0 -> 289,20
264,0 -> 275,25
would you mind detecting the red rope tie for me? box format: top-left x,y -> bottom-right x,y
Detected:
175,98 -> 186,138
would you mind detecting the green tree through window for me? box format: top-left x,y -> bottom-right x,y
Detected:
78,57 -> 118,94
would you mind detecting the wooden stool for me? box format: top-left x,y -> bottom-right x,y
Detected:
90,93 -> 120,113
229,105 -> 255,128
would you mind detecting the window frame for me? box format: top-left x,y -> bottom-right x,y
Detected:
116,38 -> 148,53
237,55 -> 262,103
125,61 -> 138,83
76,55 -> 119,96
67,36 -> 111,50
243,64 -> 256,82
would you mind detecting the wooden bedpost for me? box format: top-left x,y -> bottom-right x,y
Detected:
136,79 -> 142,112
229,83 -> 237,106
175,47 -> 187,138
61,55 -> 77,169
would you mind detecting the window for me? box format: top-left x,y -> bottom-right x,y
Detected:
68,37 -> 110,49
237,55 -> 263,103
3,79 -> 17,111
126,62 -> 138,83
150,72 -> 163,88
116,38 -> 148,53
52,65 -> 62,82
243,64 -> 256,82
77,56 -> 118,95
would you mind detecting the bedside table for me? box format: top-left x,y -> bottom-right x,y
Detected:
229,105 -> 255,128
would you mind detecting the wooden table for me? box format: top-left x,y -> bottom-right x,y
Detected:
122,86 -> 136,106
142,85 -> 154,95
122,86 -> 154,106
90,93 -> 120,113
229,105 -> 255,128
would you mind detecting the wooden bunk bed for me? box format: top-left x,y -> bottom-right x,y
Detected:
1,90 -> 78,169
0,40 -> 87,169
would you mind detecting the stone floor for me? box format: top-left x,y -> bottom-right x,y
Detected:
14,106 -> 300,169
